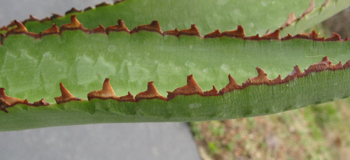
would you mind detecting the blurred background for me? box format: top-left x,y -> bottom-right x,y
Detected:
1,1 -> 350,160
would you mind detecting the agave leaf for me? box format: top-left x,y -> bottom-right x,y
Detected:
0,17 -> 349,131
7,0 -> 348,36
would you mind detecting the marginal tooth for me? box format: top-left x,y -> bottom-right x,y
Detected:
343,60 -> 350,69
60,15 -> 88,32
163,28 -> 179,37
5,20 -> 40,38
322,0 -> 330,7
0,26 -> 7,31
179,24 -> 202,37
130,21 -> 162,34
114,0 -> 123,4
6,20 -> 28,34
23,15 -> 40,24
7,21 -> 16,28
42,24 -> 60,36
243,67 -> 270,87
54,83 -> 82,104
260,30 -> 280,40
330,61 -> 343,70
293,30 -> 319,40
304,56 -> 332,75
84,6 -> 93,11
0,88 -> 29,106
167,75 -> 204,100
0,88 -> 29,112
33,99 -> 50,106
283,65 -> 303,82
281,34 -> 293,41
219,74 -> 242,95
299,0 -> 315,19
203,85 -> 219,96
96,2 -> 110,7
135,81 -> 167,101
90,24 -> 106,34
65,7 -> 81,15
29,15 -> 38,20
106,19 -> 130,34
325,33 -> 341,41
244,34 -> 260,41
40,17 -> 51,23
50,13 -> 62,19
221,25 -> 245,38
269,75 -> 283,84
119,92 -> 136,102
204,29 -> 221,38
87,78 -> 119,101
281,13 -> 296,28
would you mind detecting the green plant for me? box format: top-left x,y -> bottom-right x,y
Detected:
0,0 -> 350,131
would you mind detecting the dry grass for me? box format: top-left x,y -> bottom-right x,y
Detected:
191,99 -> 350,160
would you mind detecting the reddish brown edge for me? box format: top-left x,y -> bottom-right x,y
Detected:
54,83 -> 82,104
2,15 -> 348,45
65,7 -> 81,15
1,56 -> 350,112
7,0 -> 125,27
279,0 -> 315,30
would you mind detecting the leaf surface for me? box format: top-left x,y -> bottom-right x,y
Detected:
0,18 -> 350,131
11,0 -> 349,36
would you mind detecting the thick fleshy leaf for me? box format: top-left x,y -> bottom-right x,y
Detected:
8,0 -> 349,36
0,18 -> 350,131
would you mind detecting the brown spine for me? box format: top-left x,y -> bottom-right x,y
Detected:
221,25 -> 245,38
167,75 -> 204,100
219,75 -> 243,94
135,82 -> 167,101
33,99 -> 50,106
50,14 -> 62,20
0,88 -> 30,113
22,15 -> 40,25
96,2 -> 110,8
87,78 -> 119,101
54,83 -> 82,104
41,24 -> 60,36
65,8 -> 81,15
106,20 -> 130,34
179,25 -> 202,37
60,15 -> 89,33
242,67 -> 270,87
204,30 -> 221,38
260,30 -> 280,40
203,86 -> 219,96
6,20 -> 40,38
119,92 -> 136,102
163,28 -> 179,37
130,21 -> 162,35
90,24 -> 106,34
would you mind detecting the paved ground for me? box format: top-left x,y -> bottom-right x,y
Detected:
0,1 -> 201,160
0,123 -> 200,160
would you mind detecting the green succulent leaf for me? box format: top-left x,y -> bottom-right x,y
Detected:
18,0 -> 350,36
1,0 -> 350,131
0,19 -> 350,131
